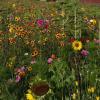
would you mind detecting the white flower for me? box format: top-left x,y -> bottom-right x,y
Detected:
24,53 -> 29,56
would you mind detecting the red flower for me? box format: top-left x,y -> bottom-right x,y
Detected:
69,38 -> 75,43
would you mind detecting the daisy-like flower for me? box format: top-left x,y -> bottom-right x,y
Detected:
55,33 -> 62,40
72,40 -> 82,51
9,27 -> 15,33
27,66 -> 32,72
15,16 -> 20,21
32,49 -> 39,57
24,53 -> 29,56
9,38 -> 16,44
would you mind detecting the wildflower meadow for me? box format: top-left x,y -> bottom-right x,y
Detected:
0,0 -> 100,100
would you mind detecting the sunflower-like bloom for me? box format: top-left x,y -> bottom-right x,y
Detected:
72,40 -> 82,51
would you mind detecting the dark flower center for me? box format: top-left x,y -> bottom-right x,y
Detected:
75,43 -> 79,47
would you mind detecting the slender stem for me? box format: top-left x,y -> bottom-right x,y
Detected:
99,20 -> 100,46
74,8 -> 77,39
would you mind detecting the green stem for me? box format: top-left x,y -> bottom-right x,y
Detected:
99,20 -> 100,46
74,7 -> 77,39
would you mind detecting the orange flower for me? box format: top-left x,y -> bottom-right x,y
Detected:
30,40 -> 35,47
59,41 -> 65,47
19,71 -> 25,77
55,33 -> 62,40
32,49 -> 39,57
55,33 -> 66,40
15,26 -> 23,32
9,38 -> 16,44
18,26 -> 24,32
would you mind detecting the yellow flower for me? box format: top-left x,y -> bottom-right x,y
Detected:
91,87 -> 95,93
76,89 -> 79,94
60,11 -> 65,17
88,88 -> 91,93
81,8 -> 85,11
96,96 -> 100,100
26,93 -> 36,100
26,89 -> 36,100
8,24 -> 15,33
12,4 -> 16,8
51,14 -> 54,16
72,40 -> 82,51
15,16 -> 20,21
84,16 -> 88,20
72,93 -> 76,100
28,67 -> 32,72
90,19 -> 96,25
27,89 -> 32,94
9,27 -> 15,33
88,87 -> 95,93
75,81 -> 78,86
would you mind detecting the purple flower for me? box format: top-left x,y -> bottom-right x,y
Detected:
20,66 -> 25,71
47,58 -> 53,64
81,50 -> 89,56
8,14 -> 14,21
15,75 -> 21,83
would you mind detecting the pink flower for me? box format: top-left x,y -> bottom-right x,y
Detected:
20,66 -> 25,71
36,19 -> 49,29
15,75 -> 21,83
37,19 -> 44,27
81,50 -> 89,56
94,38 -> 100,44
47,58 -> 53,64
30,60 -> 36,64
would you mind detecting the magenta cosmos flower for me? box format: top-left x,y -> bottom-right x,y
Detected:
36,19 -> 49,29
37,19 -> 45,27
81,50 -> 89,56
